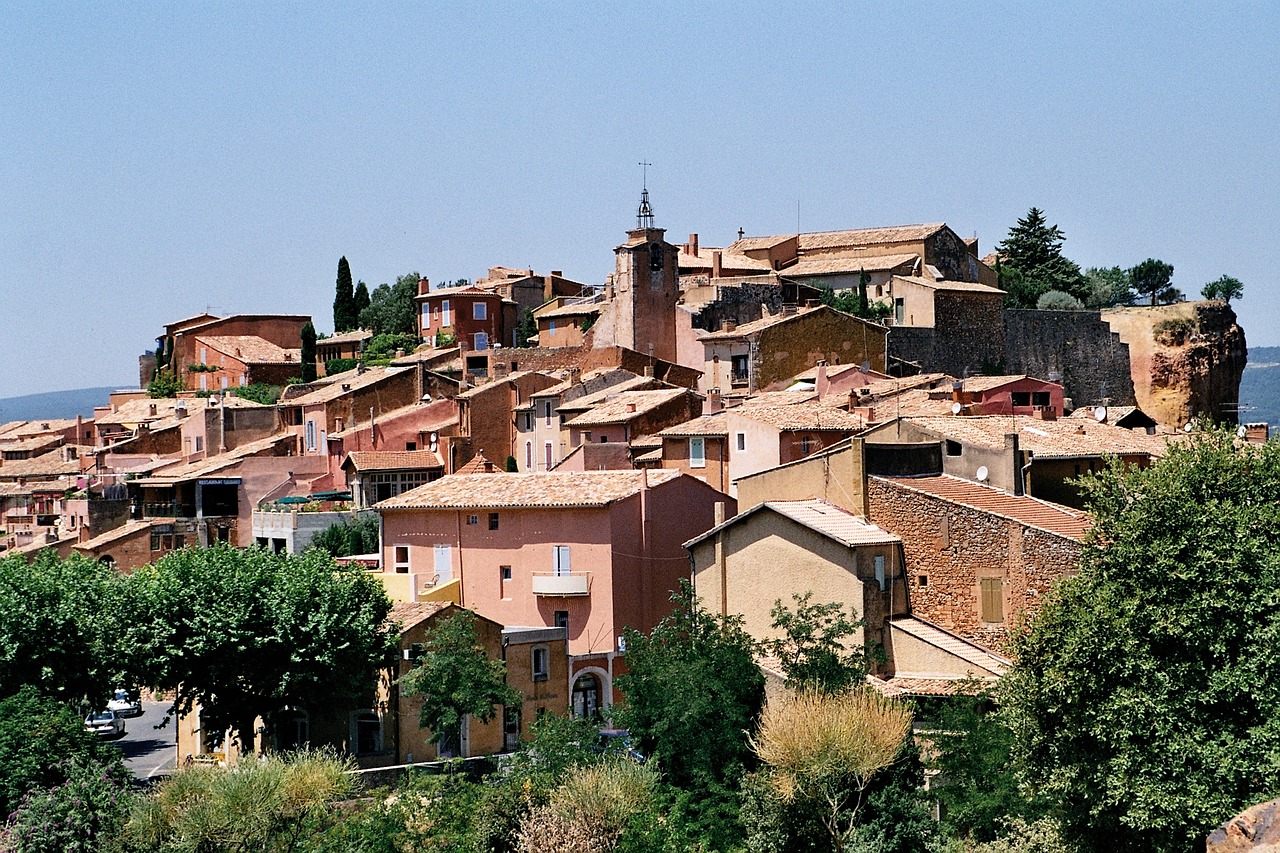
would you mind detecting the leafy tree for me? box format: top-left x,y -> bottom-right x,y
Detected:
0,552 -> 116,704
359,272 -> 421,336
768,592 -> 867,694
2,755 -> 134,853
0,686 -> 125,818
819,285 -> 892,321
127,749 -> 355,851
333,256 -> 356,333
1202,274 -> 1244,303
995,208 -> 1087,308
514,308 -> 538,347
120,545 -> 397,751
1129,257 -> 1176,306
324,357 -> 358,376
616,580 -> 765,790
309,513 -> 379,558
1005,430 -> 1280,852
146,370 -> 183,398
363,332 -> 419,361
399,607 -> 520,749
231,382 -> 282,405
1035,290 -> 1084,310
1083,265 -> 1135,308
299,321 -> 318,383
505,455 -> 519,472
353,279 -> 371,319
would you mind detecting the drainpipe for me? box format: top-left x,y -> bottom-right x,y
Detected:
713,501 -> 727,616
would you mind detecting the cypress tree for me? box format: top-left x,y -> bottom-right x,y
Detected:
300,322 -> 317,383
353,280 -> 370,326
333,257 -> 355,332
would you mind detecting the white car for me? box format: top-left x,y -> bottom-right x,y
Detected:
107,689 -> 142,717
85,710 -> 125,738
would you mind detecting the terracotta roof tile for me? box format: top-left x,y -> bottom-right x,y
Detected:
344,450 -> 444,472
899,415 -> 1169,459
678,250 -> 774,271
780,253 -> 920,277
891,274 -> 1004,294
377,469 -> 682,510
286,366 -> 414,407
0,449 -> 82,480
735,404 -> 862,431
194,335 -> 302,364
389,600 -> 452,630
875,474 -> 1090,541
455,452 -> 500,475
658,413 -> 731,437
319,328 -> 373,346
563,390 -> 689,427
697,307 -> 824,340
74,520 -> 154,552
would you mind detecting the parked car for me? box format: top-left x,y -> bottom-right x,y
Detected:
596,728 -> 645,763
107,689 -> 142,717
85,709 -> 125,738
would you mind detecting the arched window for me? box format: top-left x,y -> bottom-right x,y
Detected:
572,672 -> 601,719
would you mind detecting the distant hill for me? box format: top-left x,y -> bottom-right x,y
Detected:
0,386 -> 130,422
1241,348 -> 1280,428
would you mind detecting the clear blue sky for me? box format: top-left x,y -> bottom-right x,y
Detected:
2,3 -> 1275,398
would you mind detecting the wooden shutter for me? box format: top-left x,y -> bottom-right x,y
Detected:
980,577 -> 1004,623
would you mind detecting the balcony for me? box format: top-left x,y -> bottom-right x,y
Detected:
530,571 -> 591,597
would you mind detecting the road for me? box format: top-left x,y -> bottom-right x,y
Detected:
110,699 -> 177,782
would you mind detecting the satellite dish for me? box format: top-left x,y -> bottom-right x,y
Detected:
1237,424 -> 1248,438
1094,406 -> 1108,423
951,402 -> 963,415
1184,422 -> 1194,433
976,466 -> 989,482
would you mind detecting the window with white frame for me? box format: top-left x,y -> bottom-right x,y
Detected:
441,299 -> 452,326
473,332 -> 489,351
393,545 -> 410,573
874,554 -> 886,590
473,302 -> 487,320
736,433 -> 746,451
305,419 -> 317,451
689,436 -> 706,468
553,545 -> 571,576
433,544 -> 453,582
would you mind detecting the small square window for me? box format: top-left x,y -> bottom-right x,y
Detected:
554,610 -> 569,629
736,433 -> 746,452
532,647 -> 549,681
918,575 -> 928,587
945,440 -> 962,457
489,512 -> 500,531
393,546 -> 410,574
501,565 -> 512,581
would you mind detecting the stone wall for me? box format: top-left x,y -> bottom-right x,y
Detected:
1004,309 -> 1137,408
686,282 -> 788,333
867,477 -> 1082,652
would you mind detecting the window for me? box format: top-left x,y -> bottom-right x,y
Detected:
441,299 -> 451,326
800,436 -> 814,455
200,348 -> 207,364
220,375 -> 228,390
1031,391 -> 1051,407
532,646 -> 549,681
352,711 -> 382,755
736,433 -> 746,452
200,374 -> 207,391
548,319 -> 557,333
467,514 -> 479,525
918,574 -> 929,587
488,512 -> 500,530
599,435 -> 608,443
689,437 -> 706,468
730,354 -> 749,385
553,545 -> 571,576
393,546 -> 410,573
554,610 -> 569,629
874,554 -> 886,590
545,442 -> 553,470
406,441 -> 416,451
945,440 -> 961,457
305,420 -> 317,452
894,298 -> 905,323
980,577 -> 1004,623
1011,392 -> 1031,407
433,545 -> 453,582
195,435 -> 203,452
544,402 -> 553,426
473,332 -> 489,351
525,441 -> 532,470
239,375 -> 246,386
500,565 -> 512,581
473,302 -> 487,320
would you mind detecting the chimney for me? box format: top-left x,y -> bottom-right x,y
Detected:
1246,423 -> 1270,444
1075,425 -> 1086,435
569,368 -> 582,386
781,304 -> 797,317
148,403 -> 157,417
688,233 -> 699,257
721,319 -> 737,333
712,250 -> 722,278
816,361 -> 830,398
550,270 -> 562,278
626,402 -> 637,413
1032,406 -> 1057,421
419,277 -> 431,295
706,388 -> 723,414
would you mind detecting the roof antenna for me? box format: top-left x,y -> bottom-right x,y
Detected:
636,161 -> 654,228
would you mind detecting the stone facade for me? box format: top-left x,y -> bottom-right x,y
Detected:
867,477 -> 1082,652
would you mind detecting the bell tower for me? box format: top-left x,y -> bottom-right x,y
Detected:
609,171 -> 679,363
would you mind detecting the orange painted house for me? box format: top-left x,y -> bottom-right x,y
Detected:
375,470 -> 735,713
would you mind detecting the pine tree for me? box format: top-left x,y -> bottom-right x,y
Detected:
1130,258 -> 1176,306
996,208 -> 1087,308
333,257 -> 355,332
300,322 -> 317,383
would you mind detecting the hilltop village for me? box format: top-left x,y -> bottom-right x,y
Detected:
0,200 -> 1251,770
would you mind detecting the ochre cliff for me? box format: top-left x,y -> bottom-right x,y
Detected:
1101,301 -> 1247,428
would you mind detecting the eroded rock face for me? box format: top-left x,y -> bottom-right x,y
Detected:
1207,797 -> 1280,851
1102,301 -> 1247,428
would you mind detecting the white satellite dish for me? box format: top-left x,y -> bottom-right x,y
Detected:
1094,406 -> 1108,423
976,466 -> 989,482
1237,424 -> 1248,438
1184,422 -> 1194,433
951,402 -> 963,415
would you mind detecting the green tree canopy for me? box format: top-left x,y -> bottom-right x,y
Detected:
514,308 -> 538,347
1005,430 -> 1280,852
0,552 -> 116,704
399,608 -> 519,745
1129,257 -> 1177,306
1083,265 -> 1136,308
768,592 -> 868,694
119,545 -> 397,750
995,208 -> 1087,308
616,580 -> 765,790
359,272 -> 421,336
333,256 -> 356,333
352,279 -> 371,319
1202,274 -> 1244,303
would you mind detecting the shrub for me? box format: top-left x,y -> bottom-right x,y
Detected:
1035,290 -> 1085,311
309,513 -> 379,558
0,756 -> 134,853
232,383 -> 281,405
1153,317 -> 1195,346
325,358 -> 358,376
147,371 -> 183,398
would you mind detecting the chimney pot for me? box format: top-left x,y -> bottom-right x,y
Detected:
626,402 -> 637,413
689,233 -> 699,257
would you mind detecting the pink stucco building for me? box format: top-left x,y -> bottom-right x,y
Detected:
375,470 -> 735,714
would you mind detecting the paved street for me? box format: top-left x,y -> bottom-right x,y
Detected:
111,699 -> 176,782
